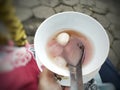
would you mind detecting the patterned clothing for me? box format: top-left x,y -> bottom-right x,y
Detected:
0,45 -> 40,90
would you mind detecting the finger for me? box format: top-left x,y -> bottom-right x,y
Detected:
40,66 -> 55,79
39,67 -> 62,90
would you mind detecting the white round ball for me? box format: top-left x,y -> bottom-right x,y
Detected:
54,56 -> 67,67
56,32 -> 70,46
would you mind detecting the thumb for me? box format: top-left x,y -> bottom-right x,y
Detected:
40,66 -> 55,79
38,66 -> 63,90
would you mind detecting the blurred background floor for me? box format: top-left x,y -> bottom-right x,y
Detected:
1,0 -> 120,72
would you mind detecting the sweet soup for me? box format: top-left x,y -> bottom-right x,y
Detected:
46,29 -> 94,70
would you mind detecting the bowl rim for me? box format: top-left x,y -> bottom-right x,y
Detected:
34,11 -> 110,76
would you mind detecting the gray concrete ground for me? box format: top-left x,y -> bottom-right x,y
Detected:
13,0 -> 120,71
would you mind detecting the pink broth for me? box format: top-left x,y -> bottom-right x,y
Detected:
46,29 -> 94,69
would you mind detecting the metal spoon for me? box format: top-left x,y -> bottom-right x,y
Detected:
68,44 -> 85,90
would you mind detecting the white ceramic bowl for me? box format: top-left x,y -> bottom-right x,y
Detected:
34,11 -> 110,83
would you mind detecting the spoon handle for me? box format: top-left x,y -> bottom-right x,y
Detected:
69,65 -> 83,90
